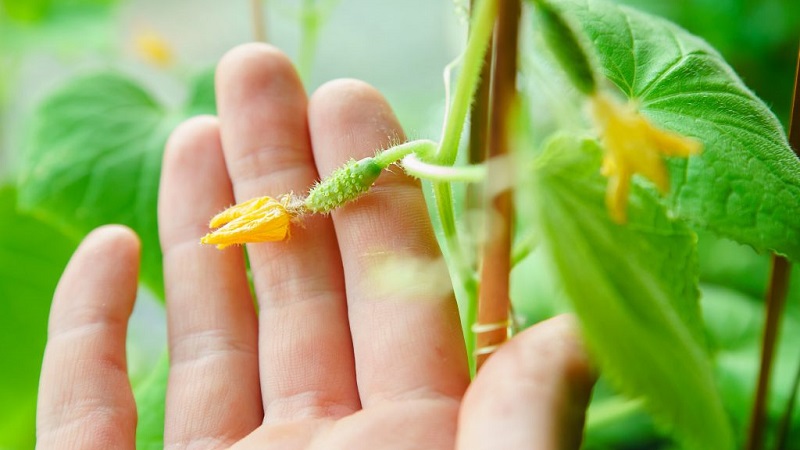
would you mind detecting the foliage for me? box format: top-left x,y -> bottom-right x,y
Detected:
524,135 -> 731,448
18,70 -> 217,297
0,186 -> 76,449
616,0 -> 800,126
519,0 -> 800,446
0,0 -> 117,59
559,0 -> 800,261
134,352 -> 169,450
19,74 -> 170,295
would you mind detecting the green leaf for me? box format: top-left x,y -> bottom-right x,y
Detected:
0,0 -> 116,57
2,0 -> 50,23
614,0 -> 800,125
532,0 -> 597,95
523,134 -> 733,449
18,73 -> 172,295
554,0 -> 800,263
0,185 -> 77,449
18,69 -> 219,297
1,0 -> 117,24
17,70 -> 215,449
185,67 -> 217,117
134,350 -> 169,450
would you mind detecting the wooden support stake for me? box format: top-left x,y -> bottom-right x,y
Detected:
746,43 -> 800,450
475,0 -> 520,371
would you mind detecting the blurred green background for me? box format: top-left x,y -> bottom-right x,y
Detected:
1,0 -> 799,448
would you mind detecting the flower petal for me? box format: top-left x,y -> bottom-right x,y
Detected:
590,92 -> 702,223
201,195 -> 292,248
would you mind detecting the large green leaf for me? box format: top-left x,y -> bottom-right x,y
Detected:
185,67 -> 217,117
615,0 -> 800,125
17,70 -> 217,449
0,185 -> 77,449
553,0 -> 800,262
1,0 -> 117,24
1,0 -> 51,23
19,73 -> 172,295
0,0 -> 116,58
523,134 -> 733,449
134,350 -> 169,450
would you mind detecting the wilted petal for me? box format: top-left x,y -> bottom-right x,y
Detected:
201,195 -> 291,249
208,197 -> 272,228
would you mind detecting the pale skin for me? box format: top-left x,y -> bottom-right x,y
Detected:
36,44 -> 596,450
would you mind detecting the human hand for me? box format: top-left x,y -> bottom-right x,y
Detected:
36,44 -> 596,450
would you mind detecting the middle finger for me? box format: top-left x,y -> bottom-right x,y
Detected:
216,43 -> 360,421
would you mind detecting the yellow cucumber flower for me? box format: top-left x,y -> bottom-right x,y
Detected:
134,29 -> 174,68
201,194 -> 301,249
589,92 -> 702,223
199,149 -> 423,249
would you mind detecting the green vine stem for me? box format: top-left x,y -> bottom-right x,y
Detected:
401,154 -> 486,182
464,0 -> 493,373
293,0 -> 341,81
435,0 -> 497,166
373,139 -> 436,168
431,0 -> 497,372
298,0 -> 318,79
510,231 -> 539,267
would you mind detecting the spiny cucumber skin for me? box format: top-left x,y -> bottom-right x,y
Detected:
305,157 -> 383,213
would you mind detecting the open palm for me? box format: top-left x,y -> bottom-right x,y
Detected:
36,44 -> 595,450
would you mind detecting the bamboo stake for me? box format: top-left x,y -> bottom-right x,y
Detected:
475,0 -> 520,371
250,0 -> 267,42
748,257 -> 793,450
746,44 -> 800,450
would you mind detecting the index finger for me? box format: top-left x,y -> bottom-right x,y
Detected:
215,43 -> 360,421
